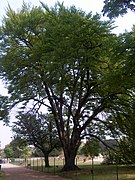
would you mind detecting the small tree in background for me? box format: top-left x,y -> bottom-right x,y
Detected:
4,145 -> 14,159
12,112 -> 61,167
80,138 -> 101,158
80,138 -> 101,171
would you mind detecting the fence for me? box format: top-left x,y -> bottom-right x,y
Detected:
13,157 -> 65,174
12,156 -> 122,180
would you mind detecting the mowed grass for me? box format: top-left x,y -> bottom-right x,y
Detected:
14,157 -> 135,180
60,165 -> 135,180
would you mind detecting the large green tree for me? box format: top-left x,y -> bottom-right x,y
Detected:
13,112 -> 61,167
0,3 -> 134,171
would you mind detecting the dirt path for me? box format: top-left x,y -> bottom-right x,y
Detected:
1,163 -> 70,180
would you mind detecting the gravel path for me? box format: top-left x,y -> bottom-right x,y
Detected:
1,163 -> 70,180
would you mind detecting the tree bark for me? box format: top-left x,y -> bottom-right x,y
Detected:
61,132 -> 81,171
61,147 -> 79,171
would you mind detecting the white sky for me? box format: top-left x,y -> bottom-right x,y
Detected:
0,0 -> 135,148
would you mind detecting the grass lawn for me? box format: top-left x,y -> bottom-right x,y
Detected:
59,165 -> 135,180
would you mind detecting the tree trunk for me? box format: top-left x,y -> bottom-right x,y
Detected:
62,150 -> 79,171
61,137 -> 81,171
44,153 -> 50,167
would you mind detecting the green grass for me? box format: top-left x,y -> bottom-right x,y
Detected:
59,165 -> 135,180
0,172 -> 4,180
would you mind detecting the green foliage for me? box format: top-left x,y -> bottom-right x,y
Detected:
103,89 -> 135,163
13,112 -> 61,151
118,137 -> 135,163
4,137 -> 31,158
101,137 -> 135,164
4,145 -> 14,158
103,0 -> 135,18
0,95 -> 10,123
0,2 -> 135,171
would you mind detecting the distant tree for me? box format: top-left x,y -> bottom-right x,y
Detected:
10,137 -> 31,158
12,112 -> 61,167
4,137 -> 31,159
0,149 -> 6,159
80,138 -> 101,158
102,0 -> 135,18
4,144 -> 14,159
80,138 -> 101,173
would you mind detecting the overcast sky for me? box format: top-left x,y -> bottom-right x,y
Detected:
0,0 -> 135,148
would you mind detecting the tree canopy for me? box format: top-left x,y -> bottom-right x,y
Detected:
0,95 -> 10,123
102,0 -> 135,18
0,2 -> 135,171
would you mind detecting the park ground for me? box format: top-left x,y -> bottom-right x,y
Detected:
1,163 -> 71,180
1,159 -> 135,180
